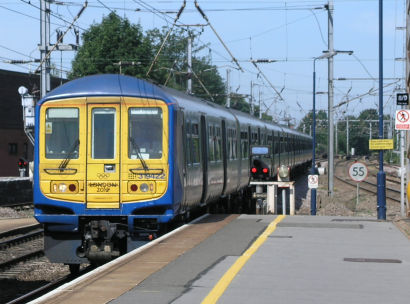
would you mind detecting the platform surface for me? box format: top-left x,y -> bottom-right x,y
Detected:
31,214 -> 410,304
114,215 -> 410,304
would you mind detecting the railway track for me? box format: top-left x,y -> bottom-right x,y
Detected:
0,202 -> 34,210
5,265 -> 95,304
0,225 -> 45,277
334,175 -> 401,203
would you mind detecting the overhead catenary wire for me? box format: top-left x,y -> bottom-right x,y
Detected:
194,0 -> 244,72
191,69 -> 215,102
145,0 -> 186,77
35,1 -> 88,74
251,60 -> 284,101
334,80 -> 400,109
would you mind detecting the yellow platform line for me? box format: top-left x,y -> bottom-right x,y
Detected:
201,215 -> 286,304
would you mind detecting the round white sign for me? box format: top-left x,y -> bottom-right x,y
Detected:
348,162 -> 368,182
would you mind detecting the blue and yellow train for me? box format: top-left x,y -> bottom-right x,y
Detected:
33,74 -> 311,269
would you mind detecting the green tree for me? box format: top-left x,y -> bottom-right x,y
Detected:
70,12 -> 152,78
298,110 -> 328,155
230,93 -> 251,113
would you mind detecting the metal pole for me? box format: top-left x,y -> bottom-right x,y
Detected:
377,0 -> 386,219
401,130 -> 405,216
40,0 -> 51,98
187,37 -> 192,94
335,119 -> 338,155
226,68 -> 231,108
327,0 -> 335,197
250,81 -> 254,115
282,188 -> 286,215
259,87 -> 262,119
356,183 -> 359,208
289,184 -> 295,215
346,116 -> 349,156
311,59 -> 317,215
370,123 -> 372,140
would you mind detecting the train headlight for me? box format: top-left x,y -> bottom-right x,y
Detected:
58,183 -> 67,193
278,165 -> 290,181
140,183 -> 149,192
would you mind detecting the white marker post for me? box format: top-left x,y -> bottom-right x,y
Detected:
394,108 -> 409,217
348,162 -> 368,208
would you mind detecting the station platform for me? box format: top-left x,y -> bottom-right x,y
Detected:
31,214 -> 410,304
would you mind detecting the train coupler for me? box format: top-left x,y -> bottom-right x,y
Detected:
80,220 -> 127,262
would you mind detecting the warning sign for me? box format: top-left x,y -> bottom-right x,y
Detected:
395,110 -> 410,130
308,175 -> 319,189
369,139 -> 394,150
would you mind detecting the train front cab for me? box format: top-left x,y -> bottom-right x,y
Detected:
35,96 -> 173,264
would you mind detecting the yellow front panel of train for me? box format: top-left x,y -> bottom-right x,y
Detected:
121,97 -> 169,203
39,97 -> 169,208
39,99 -> 86,203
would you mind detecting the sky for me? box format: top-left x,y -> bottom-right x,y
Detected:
0,0 -> 407,126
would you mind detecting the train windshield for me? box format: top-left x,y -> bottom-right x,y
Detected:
128,107 -> 163,159
45,108 -> 79,159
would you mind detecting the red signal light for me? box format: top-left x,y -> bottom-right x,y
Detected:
262,168 -> 269,174
251,167 -> 257,174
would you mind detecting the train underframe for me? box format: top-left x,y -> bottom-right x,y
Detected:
44,215 -> 164,272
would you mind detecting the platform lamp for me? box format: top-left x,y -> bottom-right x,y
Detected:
310,50 -> 353,215
311,53 -> 333,215
311,51 -> 353,215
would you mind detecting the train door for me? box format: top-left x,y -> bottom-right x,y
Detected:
221,120 -> 227,195
181,111 -> 187,207
200,115 -> 208,205
86,103 -> 121,208
184,117 -> 203,207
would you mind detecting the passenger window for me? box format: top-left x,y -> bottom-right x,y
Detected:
186,121 -> 191,164
129,107 -> 163,159
215,127 -> 221,161
241,131 -> 248,159
45,108 -> 79,159
208,125 -> 215,161
192,123 -> 200,164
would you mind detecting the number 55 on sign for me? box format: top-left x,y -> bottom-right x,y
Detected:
348,162 -> 368,183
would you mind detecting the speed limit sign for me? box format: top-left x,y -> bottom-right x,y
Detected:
348,162 -> 368,182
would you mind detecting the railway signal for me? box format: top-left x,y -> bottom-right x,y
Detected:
18,158 -> 28,177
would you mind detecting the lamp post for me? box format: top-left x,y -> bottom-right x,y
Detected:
311,54 -> 332,215
311,51 -> 353,215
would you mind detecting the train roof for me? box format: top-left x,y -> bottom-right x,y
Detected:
38,74 -> 174,105
38,74 -> 311,140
